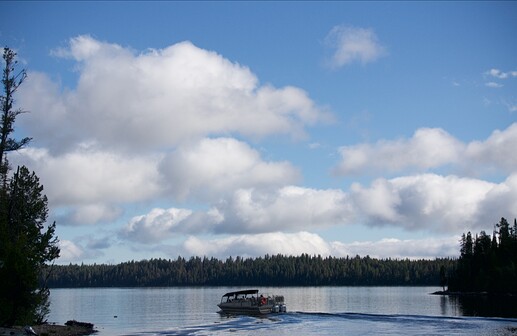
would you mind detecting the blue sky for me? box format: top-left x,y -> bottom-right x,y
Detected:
1,1 -> 516,264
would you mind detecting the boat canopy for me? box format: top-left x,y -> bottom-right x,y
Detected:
221,289 -> 259,297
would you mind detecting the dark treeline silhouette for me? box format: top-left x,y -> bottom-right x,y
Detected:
448,217 -> 517,294
44,254 -> 455,288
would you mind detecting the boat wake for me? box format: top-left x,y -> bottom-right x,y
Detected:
130,311 -> 517,336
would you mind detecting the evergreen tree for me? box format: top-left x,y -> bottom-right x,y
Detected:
0,48 -> 60,326
0,48 -> 31,180
439,265 -> 447,291
448,217 -> 517,294
497,217 -> 510,248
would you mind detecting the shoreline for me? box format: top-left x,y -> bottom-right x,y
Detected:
0,321 -> 96,336
431,290 -> 517,297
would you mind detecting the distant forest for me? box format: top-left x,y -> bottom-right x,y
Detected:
42,218 -> 517,290
43,254 -> 455,288
447,217 -> 517,294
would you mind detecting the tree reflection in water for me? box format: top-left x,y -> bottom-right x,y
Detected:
448,294 -> 517,318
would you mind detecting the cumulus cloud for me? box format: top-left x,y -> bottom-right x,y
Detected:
116,171 -> 517,244
11,136 -> 301,225
184,231 -> 331,258
182,232 -> 459,259
159,137 -> 299,201
57,239 -> 107,263
335,128 -> 464,176
115,186 -> 352,243
58,240 -> 85,262
213,186 -> 353,234
349,174 -> 507,232
11,35 -> 516,262
12,146 -> 162,206
324,25 -> 386,68
335,123 -> 517,177
227,173 -> 517,235
10,145 -> 162,225
19,35 -> 330,153
121,207 -> 194,243
465,123 -> 517,174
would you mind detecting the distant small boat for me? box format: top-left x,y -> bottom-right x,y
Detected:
217,289 -> 287,315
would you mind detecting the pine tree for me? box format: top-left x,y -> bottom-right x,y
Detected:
448,217 -> 517,294
0,48 -> 60,326
0,48 -> 31,181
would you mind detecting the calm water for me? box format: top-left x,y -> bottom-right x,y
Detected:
48,287 -> 517,335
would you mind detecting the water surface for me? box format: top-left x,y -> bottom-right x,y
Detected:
48,287 -> 517,335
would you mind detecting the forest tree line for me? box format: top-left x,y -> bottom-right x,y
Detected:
447,217 -> 517,294
43,254 -> 455,287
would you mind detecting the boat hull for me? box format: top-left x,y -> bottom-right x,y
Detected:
217,303 -> 273,315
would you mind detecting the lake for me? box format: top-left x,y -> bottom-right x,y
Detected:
48,287 -> 517,335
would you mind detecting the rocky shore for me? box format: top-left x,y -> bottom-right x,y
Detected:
0,321 -> 96,336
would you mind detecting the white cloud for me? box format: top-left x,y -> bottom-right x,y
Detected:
476,173 -> 517,226
159,137 -> 299,201
11,35 -> 517,263
485,68 -> 517,79
331,236 -> 459,259
184,232 -> 332,258
335,128 -> 463,176
19,35 -> 330,153
213,186 -> 353,234
116,171 -> 517,242
351,178 -> 403,224
335,123 -> 517,177
51,35 -> 119,60
482,69 -> 517,113
11,136 -> 302,224
182,232 -> 459,259
11,146 -> 162,225
121,207 -> 194,243
57,239 -> 106,263
465,123 -> 517,174
485,81 -> 503,88
15,146 -> 162,205
325,25 -> 386,68
115,185 -> 353,242
57,240 -> 86,263
350,174 -> 517,232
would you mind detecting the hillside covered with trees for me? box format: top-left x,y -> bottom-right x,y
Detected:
44,254 -> 455,287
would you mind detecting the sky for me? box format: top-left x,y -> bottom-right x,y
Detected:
1,1 -> 516,264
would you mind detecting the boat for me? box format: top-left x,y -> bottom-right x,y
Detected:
217,289 -> 287,315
